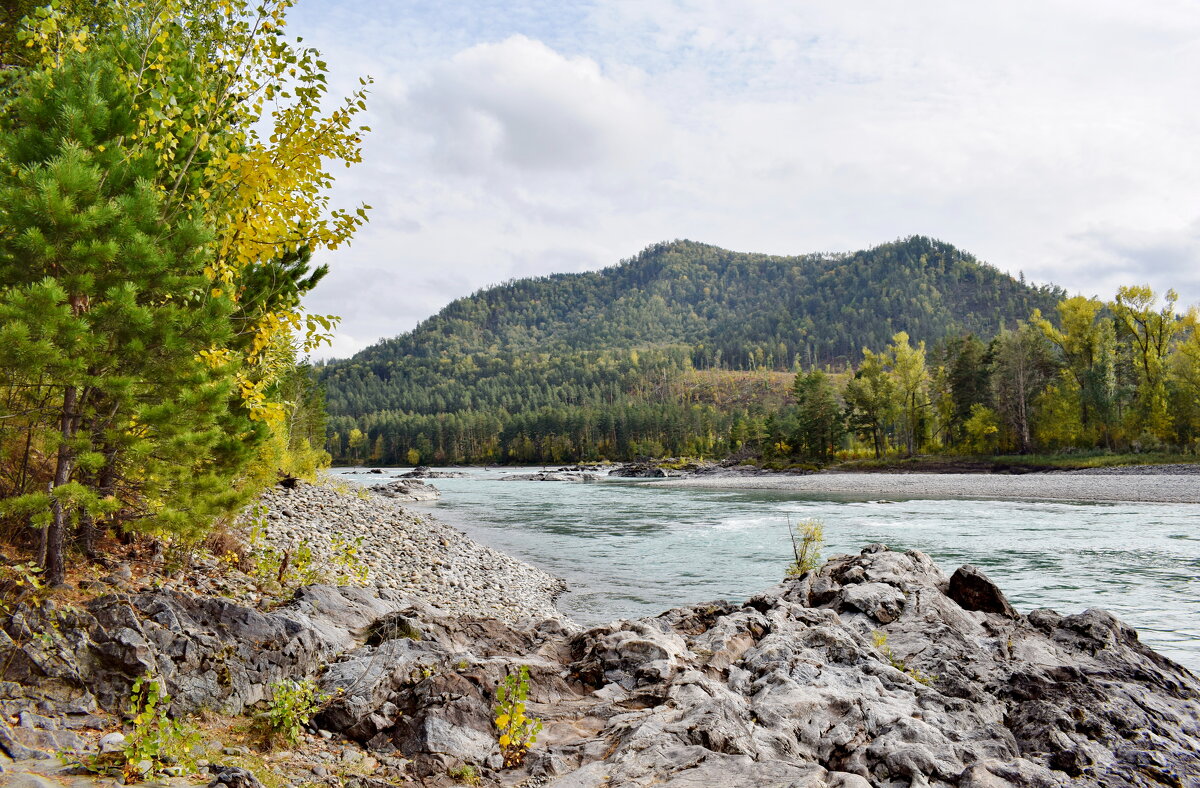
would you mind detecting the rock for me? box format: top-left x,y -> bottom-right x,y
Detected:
99,731 -> 127,753
310,545 -> 1200,787
500,472 -> 596,482
948,564 -> 1018,618
368,479 -> 439,501
4,774 -> 63,788
208,766 -> 266,788
608,463 -> 672,478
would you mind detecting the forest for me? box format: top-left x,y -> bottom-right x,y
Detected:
319,240 -> 1198,466
0,1 -> 366,583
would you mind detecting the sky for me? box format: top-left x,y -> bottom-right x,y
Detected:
287,0 -> 1200,360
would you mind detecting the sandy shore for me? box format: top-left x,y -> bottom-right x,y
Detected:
649,471 -> 1200,503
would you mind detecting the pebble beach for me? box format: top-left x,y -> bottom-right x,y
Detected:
254,480 -> 567,623
651,467 -> 1200,503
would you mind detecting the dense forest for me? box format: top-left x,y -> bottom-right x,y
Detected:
320,237 -> 1079,465
0,1 -> 365,583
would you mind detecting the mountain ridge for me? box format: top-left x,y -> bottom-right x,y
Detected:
317,236 -> 1065,463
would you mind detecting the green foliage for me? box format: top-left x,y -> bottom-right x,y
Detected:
320,237 -> 1061,465
493,666 -> 542,768
962,404 -> 1002,454
786,519 -> 824,577
262,678 -> 330,746
448,764 -> 481,785
121,675 -> 200,782
0,0 -> 359,583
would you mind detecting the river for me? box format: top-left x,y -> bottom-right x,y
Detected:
332,467 -> 1200,672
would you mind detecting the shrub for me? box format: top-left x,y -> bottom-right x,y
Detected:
493,666 -> 542,767
786,518 -> 824,577
262,678 -> 330,746
121,675 -> 199,781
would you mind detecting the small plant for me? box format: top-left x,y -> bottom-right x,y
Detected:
872,631 -> 935,686
262,678 -> 330,746
448,763 -> 481,785
785,517 -> 824,577
0,561 -> 45,615
120,675 -> 200,781
329,535 -> 370,585
493,665 -> 542,768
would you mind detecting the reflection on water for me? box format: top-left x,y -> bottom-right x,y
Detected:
331,468 -> 1200,672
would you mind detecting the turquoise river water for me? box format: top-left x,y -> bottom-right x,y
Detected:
333,468 -> 1200,672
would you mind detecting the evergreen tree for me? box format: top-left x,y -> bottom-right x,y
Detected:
791,369 -> 845,461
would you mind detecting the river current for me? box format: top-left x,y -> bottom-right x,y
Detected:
332,467 -> 1200,672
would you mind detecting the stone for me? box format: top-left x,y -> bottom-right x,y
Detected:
367,479 -> 440,501
208,766 -> 266,788
4,774 -> 63,788
948,564 -> 1018,618
100,731 -> 127,753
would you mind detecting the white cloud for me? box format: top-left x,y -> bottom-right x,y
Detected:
405,35 -> 662,175
295,1 -> 1200,356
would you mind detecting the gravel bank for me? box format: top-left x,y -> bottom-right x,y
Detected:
253,481 -> 567,623
649,470 -> 1200,503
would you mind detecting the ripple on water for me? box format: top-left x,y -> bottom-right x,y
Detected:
331,468 -> 1200,672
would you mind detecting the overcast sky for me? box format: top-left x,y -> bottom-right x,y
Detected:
288,0 -> 1200,360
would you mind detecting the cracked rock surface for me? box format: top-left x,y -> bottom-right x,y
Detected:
316,545 -> 1200,787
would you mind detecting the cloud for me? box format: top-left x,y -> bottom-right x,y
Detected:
404,35 -> 660,175
294,1 -> 1200,357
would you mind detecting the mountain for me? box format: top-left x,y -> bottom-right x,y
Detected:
318,236 -> 1065,464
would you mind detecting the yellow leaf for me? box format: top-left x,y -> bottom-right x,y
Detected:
498,734 -> 511,748
495,714 -> 509,729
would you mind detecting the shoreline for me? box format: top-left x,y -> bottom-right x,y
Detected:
256,481 -> 569,624
647,470 -> 1200,503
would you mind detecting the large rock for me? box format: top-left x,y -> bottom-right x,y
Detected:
313,546 -> 1200,787
369,479 -> 440,501
0,584 -> 418,718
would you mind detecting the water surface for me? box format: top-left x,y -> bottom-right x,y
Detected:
334,467 -> 1200,671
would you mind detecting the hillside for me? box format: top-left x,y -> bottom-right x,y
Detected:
318,236 -> 1064,464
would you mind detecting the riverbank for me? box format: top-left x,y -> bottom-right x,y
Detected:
648,469 -> 1200,502
4,478 -> 1200,786
256,480 -> 566,623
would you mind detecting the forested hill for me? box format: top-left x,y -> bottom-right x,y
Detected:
318,237 -> 1065,463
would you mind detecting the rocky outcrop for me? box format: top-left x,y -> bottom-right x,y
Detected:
500,472 -> 598,482
2,544 -> 1196,786
368,478 -> 440,501
608,463 -> 675,478
315,546 -> 1200,787
401,467 -> 468,479
0,584 -> 416,724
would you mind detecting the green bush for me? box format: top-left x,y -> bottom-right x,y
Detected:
493,666 -> 542,768
262,678 -> 330,746
785,518 -> 824,577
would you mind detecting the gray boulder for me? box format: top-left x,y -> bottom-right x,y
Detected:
369,479 -> 440,501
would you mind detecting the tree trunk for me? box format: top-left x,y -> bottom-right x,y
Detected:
45,385 -> 77,586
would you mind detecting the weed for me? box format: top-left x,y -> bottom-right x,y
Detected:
493,665 -> 542,768
261,678 -> 330,746
72,675 -> 202,782
0,561 -> 44,615
872,631 -> 936,686
785,518 -> 824,578
448,763 -> 481,785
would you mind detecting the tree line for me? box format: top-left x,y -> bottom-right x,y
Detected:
771,287 -> 1200,462
327,285 -> 1200,467
0,1 -> 366,583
